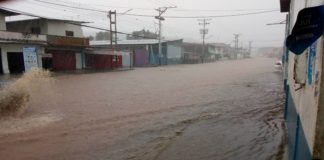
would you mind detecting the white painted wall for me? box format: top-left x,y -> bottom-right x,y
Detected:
0,13 -> 6,31
122,52 -> 131,67
6,19 -> 84,37
1,50 -> 8,74
286,0 -> 324,157
47,21 -> 84,37
167,45 -> 182,59
0,44 -> 44,74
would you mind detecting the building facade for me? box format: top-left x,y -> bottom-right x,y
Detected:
280,1 -> 324,160
90,39 -> 183,67
0,10 -> 47,74
6,16 -> 89,72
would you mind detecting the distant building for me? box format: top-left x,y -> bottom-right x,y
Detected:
208,43 -> 232,59
90,39 -> 183,67
182,42 -> 222,63
257,47 -> 283,58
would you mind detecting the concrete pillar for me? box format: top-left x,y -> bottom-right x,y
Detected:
37,47 -> 44,69
75,53 -> 82,70
1,51 -> 9,74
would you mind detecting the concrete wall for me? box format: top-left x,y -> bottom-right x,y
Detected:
6,19 -> 84,37
315,42 -> 324,159
47,21 -> 84,37
0,44 -> 44,74
7,19 -> 48,35
167,45 -> 182,59
0,13 -> 6,30
284,0 -> 324,159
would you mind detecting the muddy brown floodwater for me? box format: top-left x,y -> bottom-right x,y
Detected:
0,58 -> 286,160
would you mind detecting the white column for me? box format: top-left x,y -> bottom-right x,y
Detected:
37,47 -> 44,69
1,51 -> 9,74
75,53 -> 82,70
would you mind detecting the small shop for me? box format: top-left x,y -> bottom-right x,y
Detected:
85,49 -> 123,70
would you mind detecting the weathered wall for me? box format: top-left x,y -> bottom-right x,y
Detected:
7,19 -> 48,35
0,44 -> 44,74
47,21 -> 83,37
285,0 -> 324,159
315,41 -> 324,159
6,19 -> 84,37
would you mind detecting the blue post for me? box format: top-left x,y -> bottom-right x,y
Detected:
284,85 -> 289,120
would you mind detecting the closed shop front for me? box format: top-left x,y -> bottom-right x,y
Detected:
86,54 -> 122,70
49,50 -> 76,71
134,49 -> 148,67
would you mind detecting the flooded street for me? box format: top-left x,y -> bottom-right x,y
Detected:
0,58 -> 286,160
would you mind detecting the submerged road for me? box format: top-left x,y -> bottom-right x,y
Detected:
0,58 -> 286,160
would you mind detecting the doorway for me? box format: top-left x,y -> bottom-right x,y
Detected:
7,52 -> 25,74
42,57 -> 53,70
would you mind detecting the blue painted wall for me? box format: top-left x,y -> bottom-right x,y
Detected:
286,89 -> 312,160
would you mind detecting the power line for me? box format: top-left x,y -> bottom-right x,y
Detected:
155,6 -> 176,64
33,0 -> 107,13
30,0 -> 279,19
67,22 -> 159,40
47,0 -> 278,12
123,9 -> 279,18
0,5 -> 158,40
29,0 -> 158,31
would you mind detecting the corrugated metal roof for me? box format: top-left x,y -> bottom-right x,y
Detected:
0,8 -> 19,16
91,39 -> 165,46
5,15 -> 89,23
0,2 -> 89,23
91,39 -> 183,46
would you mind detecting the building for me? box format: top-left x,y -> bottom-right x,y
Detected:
5,15 -> 89,72
183,42 -> 221,63
280,1 -> 324,160
257,47 -> 283,58
0,10 -> 47,74
90,39 -> 183,67
85,48 -> 126,70
208,43 -> 231,60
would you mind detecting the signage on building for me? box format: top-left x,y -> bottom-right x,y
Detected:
286,5 -> 324,55
23,47 -> 38,72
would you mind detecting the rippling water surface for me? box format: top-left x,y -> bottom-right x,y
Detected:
0,58 -> 286,160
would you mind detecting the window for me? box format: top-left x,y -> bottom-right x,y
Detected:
65,31 -> 74,37
31,27 -> 41,34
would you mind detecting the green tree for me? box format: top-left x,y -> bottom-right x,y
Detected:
127,29 -> 158,40
95,32 -> 110,40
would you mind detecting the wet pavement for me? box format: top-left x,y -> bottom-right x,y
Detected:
0,58 -> 286,160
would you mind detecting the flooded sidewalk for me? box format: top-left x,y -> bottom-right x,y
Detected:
0,58 -> 286,160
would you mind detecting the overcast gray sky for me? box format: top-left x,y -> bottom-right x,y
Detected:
2,0 -> 287,47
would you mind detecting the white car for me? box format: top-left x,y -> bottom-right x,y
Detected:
274,60 -> 283,70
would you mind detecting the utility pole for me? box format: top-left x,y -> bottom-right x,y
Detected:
233,34 -> 240,60
155,6 -> 176,65
108,10 -> 118,49
248,41 -> 252,58
198,18 -> 211,63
